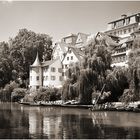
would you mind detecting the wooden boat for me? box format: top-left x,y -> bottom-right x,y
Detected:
29,102 -> 41,106
18,101 -> 30,105
116,106 -> 125,111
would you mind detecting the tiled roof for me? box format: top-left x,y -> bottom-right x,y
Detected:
126,38 -> 134,43
97,32 -> 120,47
42,58 -> 60,67
54,42 -> 69,53
69,46 -> 85,61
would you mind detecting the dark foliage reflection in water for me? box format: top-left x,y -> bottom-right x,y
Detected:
0,102 -> 140,139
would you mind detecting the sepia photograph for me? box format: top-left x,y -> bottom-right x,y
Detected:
0,0 -> 140,139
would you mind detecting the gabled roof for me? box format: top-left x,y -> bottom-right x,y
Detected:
31,52 -> 41,67
71,48 -> 84,61
53,42 -> 69,53
42,58 -> 60,67
96,32 -> 120,47
76,32 -> 89,44
62,46 -> 85,62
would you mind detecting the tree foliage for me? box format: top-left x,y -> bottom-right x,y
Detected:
9,28 -> 53,80
0,28 -> 53,89
123,35 -> 140,101
62,33 -> 115,104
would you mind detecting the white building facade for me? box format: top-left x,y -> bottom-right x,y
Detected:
29,53 -> 63,90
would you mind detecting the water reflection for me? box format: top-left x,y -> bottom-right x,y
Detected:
0,102 -> 140,139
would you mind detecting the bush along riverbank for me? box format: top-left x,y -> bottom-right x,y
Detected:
91,101 -> 140,112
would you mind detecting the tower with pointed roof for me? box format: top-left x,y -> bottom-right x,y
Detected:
29,52 -> 43,90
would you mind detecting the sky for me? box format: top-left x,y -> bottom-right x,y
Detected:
0,1 -> 140,43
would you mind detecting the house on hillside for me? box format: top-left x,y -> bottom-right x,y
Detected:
62,47 -> 85,80
29,53 -> 63,90
53,42 -> 69,61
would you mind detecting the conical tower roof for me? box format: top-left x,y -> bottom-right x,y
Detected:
31,52 -> 41,67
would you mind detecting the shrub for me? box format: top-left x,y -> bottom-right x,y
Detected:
0,81 -> 19,102
11,88 -> 29,102
22,87 -> 62,102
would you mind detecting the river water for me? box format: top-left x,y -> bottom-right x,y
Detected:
0,102 -> 140,139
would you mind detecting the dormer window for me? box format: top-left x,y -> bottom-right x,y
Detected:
126,18 -> 130,25
111,23 -> 115,29
116,20 -> 124,28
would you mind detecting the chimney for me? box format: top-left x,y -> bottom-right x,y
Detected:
121,14 -> 127,18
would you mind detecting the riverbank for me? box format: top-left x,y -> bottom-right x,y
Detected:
18,100 -> 93,109
18,100 -> 140,112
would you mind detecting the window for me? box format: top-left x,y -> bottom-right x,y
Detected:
44,67 -> 48,72
58,68 -> 62,73
51,76 -> 55,81
126,18 -> 130,25
36,76 -> 39,81
51,67 -> 55,72
123,56 -> 126,61
124,29 -> 126,34
62,72 -> 65,76
65,64 -> 68,69
69,49 -> 72,53
36,86 -> 39,89
128,28 -> 131,33
111,23 -> 115,29
116,20 -> 124,28
59,76 -> 63,81
67,57 -> 69,60
71,56 -> 73,60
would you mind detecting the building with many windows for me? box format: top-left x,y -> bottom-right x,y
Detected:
105,13 -> 140,67
29,13 -> 140,90
29,53 -> 63,90
105,13 -> 140,38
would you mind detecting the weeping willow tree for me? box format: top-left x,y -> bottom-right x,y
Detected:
78,34 -> 114,104
62,62 -> 80,101
62,32 -> 120,104
106,67 -> 129,102
121,34 -> 140,102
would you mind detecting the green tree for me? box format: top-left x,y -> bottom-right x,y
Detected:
10,28 -> 53,80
